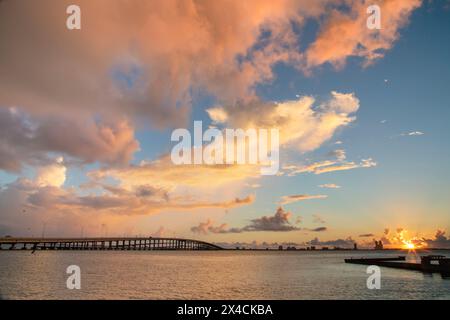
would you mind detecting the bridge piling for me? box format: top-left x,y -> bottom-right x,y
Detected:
0,237 -> 222,251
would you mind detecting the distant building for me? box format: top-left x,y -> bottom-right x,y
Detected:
354,243 -> 358,250
374,240 -> 384,250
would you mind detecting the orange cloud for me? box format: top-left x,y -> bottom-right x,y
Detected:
0,1 -> 421,127
91,154 -> 261,190
305,0 -> 422,70
0,0 -> 312,126
0,108 -> 139,172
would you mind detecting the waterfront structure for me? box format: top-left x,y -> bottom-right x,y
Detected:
0,237 -> 222,251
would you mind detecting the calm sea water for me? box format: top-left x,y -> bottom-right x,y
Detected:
0,250 -> 449,300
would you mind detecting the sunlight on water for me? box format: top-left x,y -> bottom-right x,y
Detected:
0,250 -> 449,300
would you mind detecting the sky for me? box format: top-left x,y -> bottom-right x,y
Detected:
0,0 -> 449,249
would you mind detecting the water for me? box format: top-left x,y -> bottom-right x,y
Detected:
0,250 -> 449,300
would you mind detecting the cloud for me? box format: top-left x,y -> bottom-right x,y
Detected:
0,0 -> 330,128
0,171 -> 256,239
0,139 -> 262,235
373,227 -> 430,248
402,131 -> 425,136
279,194 -> 327,205
284,148 -> 376,176
244,207 -> 300,232
35,157 -> 66,188
151,226 -> 167,238
213,240 -> 303,250
307,237 -> 355,248
246,183 -> 261,189
191,207 -> 300,234
0,0 -> 417,180
365,228 -> 450,249
0,0 -> 423,237
217,230 -> 450,250
1,0 -> 420,129
313,158 -> 377,174
207,91 -> 360,153
305,0 -> 422,70
191,220 -> 231,235
0,176 -> 257,236
0,108 -> 139,172
312,214 -> 326,224
25,185 -> 255,215
319,184 -> 341,189
423,230 -> 450,249
359,233 -> 375,237
328,149 -> 347,161
306,227 -> 328,232
91,154 -> 261,190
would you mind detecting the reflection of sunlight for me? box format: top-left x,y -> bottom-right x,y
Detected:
403,240 -> 421,262
406,250 -> 420,263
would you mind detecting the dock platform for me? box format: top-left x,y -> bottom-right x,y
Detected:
345,255 -> 450,277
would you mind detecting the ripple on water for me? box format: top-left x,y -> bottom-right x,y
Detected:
0,250 -> 449,299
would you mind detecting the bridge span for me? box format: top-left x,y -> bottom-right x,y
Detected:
0,237 -> 223,251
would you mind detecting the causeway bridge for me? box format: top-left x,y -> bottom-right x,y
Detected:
0,237 -> 223,251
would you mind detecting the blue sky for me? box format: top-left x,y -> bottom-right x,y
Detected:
124,1 -> 450,241
1,0 -> 449,248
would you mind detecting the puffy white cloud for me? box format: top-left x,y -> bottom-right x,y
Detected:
206,91 -> 360,152
35,157 -> 66,188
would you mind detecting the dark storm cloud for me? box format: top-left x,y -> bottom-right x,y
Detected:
191,207 -> 300,234
423,230 -> 450,248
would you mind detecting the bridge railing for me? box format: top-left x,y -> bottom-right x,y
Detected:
0,237 -> 223,251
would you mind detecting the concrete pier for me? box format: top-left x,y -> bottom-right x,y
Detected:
345,255 -> 450,276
